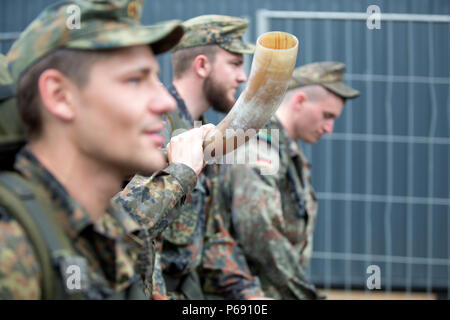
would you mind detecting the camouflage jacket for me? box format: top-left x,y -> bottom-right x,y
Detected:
219,116 -> 320,299
0,148 -> 150,299
112,152 -> 199,297
158,84 -> 263,299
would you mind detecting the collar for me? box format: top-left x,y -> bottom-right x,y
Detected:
271,116 -> 302,158
168,84 -> 194,124
167,84 -> 207,126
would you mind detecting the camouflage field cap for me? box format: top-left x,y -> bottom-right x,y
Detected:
7,0 -> 184,83
0,53 -> 26,158
287,61 -> 360,99
172,15 -> 255,54
0,54 -> 15,101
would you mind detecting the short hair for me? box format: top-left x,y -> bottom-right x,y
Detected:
296,85 -> 327,101
17,48 -> 115,140
285,84 -> 345,104
171,44 -> 219,78
279,84 -> 346,113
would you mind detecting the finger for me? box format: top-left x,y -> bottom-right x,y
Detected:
201,124 -> 216,140
190,127 -> 204,142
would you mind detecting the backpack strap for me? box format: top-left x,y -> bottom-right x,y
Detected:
0,171 -> 84,299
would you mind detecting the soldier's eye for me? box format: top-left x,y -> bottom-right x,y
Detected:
323,112 -> 334,119
230,60 -> 242,67
127,77 -> 142,85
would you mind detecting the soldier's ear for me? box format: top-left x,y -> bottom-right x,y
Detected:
293,91 -> 306,111
193,54 -> 212,79
38,69 -> 75,122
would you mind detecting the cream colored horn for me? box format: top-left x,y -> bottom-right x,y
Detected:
203,31 -> 298,162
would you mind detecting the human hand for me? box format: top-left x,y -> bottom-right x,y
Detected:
166,124 -> 215,176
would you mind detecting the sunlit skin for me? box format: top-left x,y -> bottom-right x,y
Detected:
173,47 -> 248,120
204,48 -> 247,113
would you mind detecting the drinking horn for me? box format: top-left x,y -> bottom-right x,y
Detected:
203,31 -> 298,162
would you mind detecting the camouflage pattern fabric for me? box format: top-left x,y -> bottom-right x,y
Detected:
7,0 -> 184,83
172,15 -> 255,54
287,61 -> 360,99
0,148 -> 147,299
112,163 -> 198,297
0,54 -> 14,96
199,163 -> 264,299
0,53 -> 25,170
113,164 -> 197,239
219,116 -> 321,300
157,84 -> 263,299
0,53 -> 22,139
0,53 -> 22,140
1,0 -> 189,299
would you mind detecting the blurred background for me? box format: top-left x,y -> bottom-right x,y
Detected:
1,0 -> 449,299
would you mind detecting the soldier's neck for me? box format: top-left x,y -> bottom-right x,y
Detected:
172,78 -> 209,121
29,140 -> 122,223
275,108 -> 296,140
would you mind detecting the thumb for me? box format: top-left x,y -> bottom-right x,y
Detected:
201,124 -> 216,140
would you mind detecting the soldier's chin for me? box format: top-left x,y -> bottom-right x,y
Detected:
309,136 -> 319,144
135,153 -> 166,176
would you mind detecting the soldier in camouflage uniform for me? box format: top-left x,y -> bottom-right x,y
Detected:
218,62 -> 360,299
0,0 -> 211,299
117,15 -> 264,299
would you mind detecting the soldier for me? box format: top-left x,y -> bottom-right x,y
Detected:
0,0 -> 211,299
116,15 -> 265,299
219,62 -> 360,299
165,15 -> 267,300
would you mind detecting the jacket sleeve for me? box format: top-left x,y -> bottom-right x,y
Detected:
112,163 -> 197,239
0,209 -> 41,299
222,141 -> 319,299
200,166 -> 264,299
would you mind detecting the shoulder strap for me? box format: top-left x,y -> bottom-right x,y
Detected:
0,171 -> 83,299
277,131 -> 308,221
